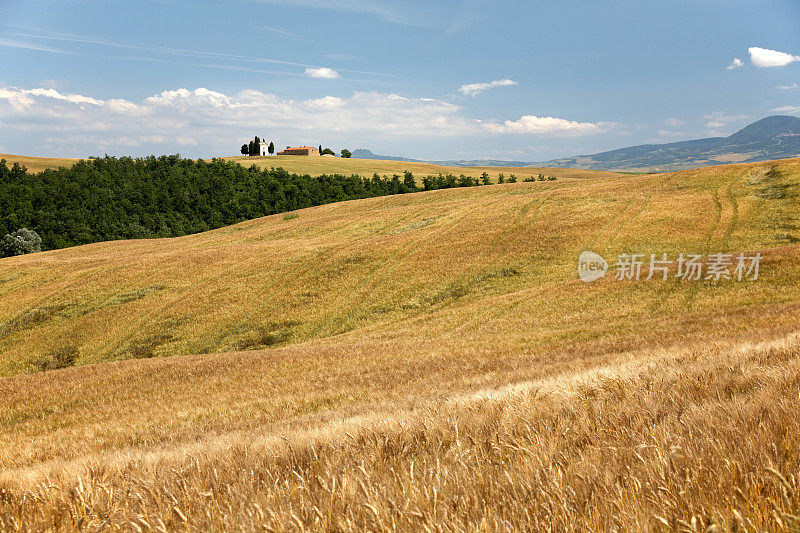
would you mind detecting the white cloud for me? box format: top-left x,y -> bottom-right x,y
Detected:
482,115 -> 610,136
106,98 -> 141,114
704,111 -> 748,129
458,78 -> 517,96
726,57 -> 743,70
664,118 -> 684,127
306,96 -> 345,108
304,67 -> 340,79
28,88 -> 104,106
748,47 -> 800,68
777,83 -> 800,90
0,85 -> 614,157
0,86 -> 105,110
0,86 -> 475,155
772,105 -> 800,115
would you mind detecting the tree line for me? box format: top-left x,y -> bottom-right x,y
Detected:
0,156 -> 554,253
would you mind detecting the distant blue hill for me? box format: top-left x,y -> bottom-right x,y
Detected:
353,116 -> 800,172
350,149 -> 531,167
350,149 -> 418,162
540,115 -> 800,171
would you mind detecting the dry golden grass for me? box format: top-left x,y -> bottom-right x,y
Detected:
1,159 -> 798,377
223,155 -> 624,181
1,333 -> 799,531
0,158 -> 799,531
0,151 -> 621,181
0,153 -> 79,173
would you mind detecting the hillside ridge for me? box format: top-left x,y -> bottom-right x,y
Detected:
349,116 -> 800,172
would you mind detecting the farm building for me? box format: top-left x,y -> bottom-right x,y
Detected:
277,146 -> 320,156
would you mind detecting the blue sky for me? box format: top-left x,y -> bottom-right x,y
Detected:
1,0 -> 799,160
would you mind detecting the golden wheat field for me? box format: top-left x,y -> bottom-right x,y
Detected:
1,157 -> 799,531
0,154 -> 80,174
222,155 -> 624,181
0,152 -> 622,181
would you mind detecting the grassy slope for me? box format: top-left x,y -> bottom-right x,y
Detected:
0,153 -> 80,173
223,154 -> 624,180
1,158 -> 799,530
0,151 -> 624,180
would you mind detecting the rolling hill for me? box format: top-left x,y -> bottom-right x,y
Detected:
1,158 -> 799,529
0,152 -> 621,181
0,153 -> 79,173
350,116 -> 800,172
222,154 -> 616,180
6,116 -> 800,177
543,115 -> 800,172
351,148 -> 536,168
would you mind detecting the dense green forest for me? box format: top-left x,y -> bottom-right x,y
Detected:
0,155 -> 545,252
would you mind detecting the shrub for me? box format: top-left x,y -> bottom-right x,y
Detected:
121,333 -> 175,359
0,228 -> 42,258
34,345 -> 79,371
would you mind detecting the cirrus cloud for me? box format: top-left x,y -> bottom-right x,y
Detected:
458,78 -> 517,96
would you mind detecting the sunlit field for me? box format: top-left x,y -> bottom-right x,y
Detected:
0,152 -> 623,182
223,154 -> 624,181
0,153 -> 80,174
1,157 -> 799,530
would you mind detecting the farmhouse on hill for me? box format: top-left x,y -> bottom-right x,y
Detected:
277,146 -> 320,156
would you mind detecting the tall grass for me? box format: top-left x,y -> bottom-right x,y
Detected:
1,334 -> 798,530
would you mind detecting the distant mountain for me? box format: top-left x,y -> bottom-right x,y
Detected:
350,149 -> 419,162
540,115 -> 800,172
351,149 -> 529,167
354,116 -> 800,172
